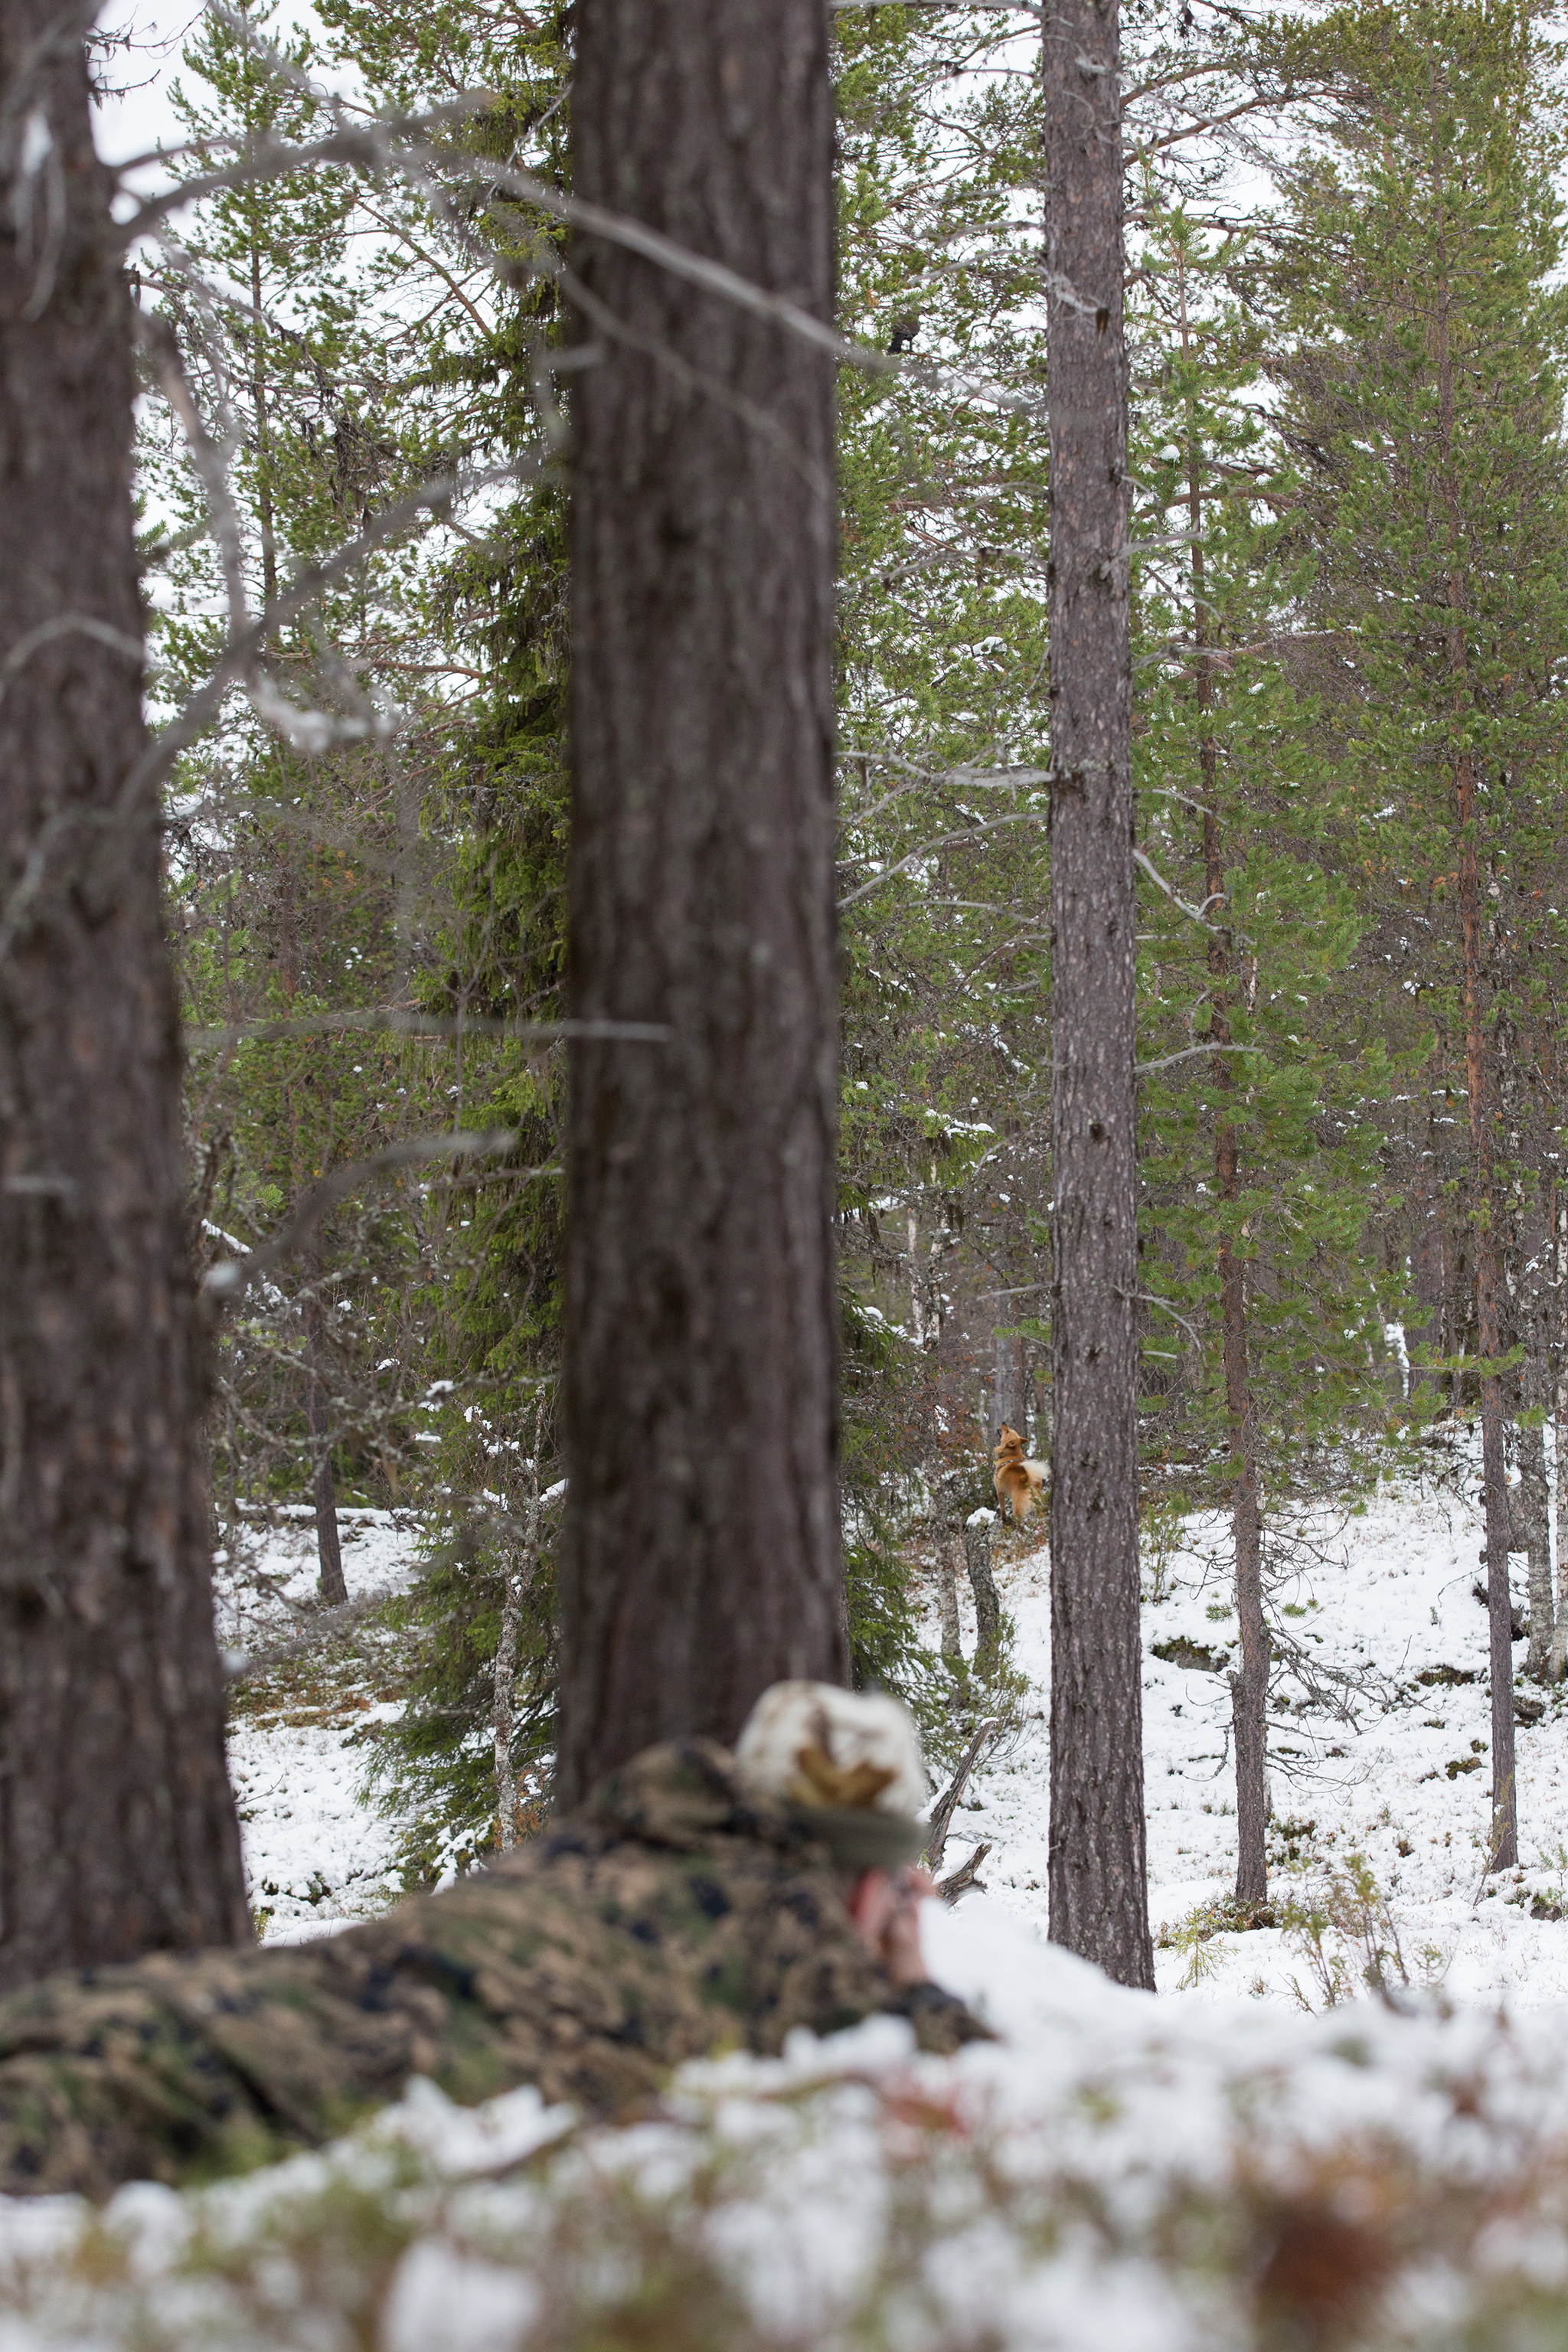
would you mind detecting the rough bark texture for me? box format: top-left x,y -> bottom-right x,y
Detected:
991,1328 -> 1025,1445
964,1515 -> 1001,1664
936,1540 -> 963,1668
1553,1348 -> 1568,1683
301,1263 -> 345,1608
1455,756 -> 1516,1864
1043,0 -> 1154,1988
1521,1308 -> 1553,1682
558,0 -> 844,1805
310,1445 -> 346,1608
0,5 -> 250,1984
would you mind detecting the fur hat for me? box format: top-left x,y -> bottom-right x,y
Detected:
734,1681 -> 927,1870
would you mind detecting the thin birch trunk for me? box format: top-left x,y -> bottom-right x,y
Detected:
1429,152 -> 1515,1864
1181,257 -> 1268,1909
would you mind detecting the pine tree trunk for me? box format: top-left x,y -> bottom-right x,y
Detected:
936,1539 -> 963,1668
1553,1359 -> 1568,1683
311,1444 -> 346,1608
301,1259 -> 345,1607
0,8 -> 250,1984
1553,1198 -> 1568,1680
1187,340 -> 1268,1911
992,1328 -> 1024,1443
492,1557 -> 521,1852
1220,1204 -> 1268,1903
1407,1123 -> 1446,1400
964,1515 -> 1001,1667
557,0 -> 844,1805
1521,1296 -> 1553,1681
1479,1249 -> 1517,1866
1043,0 -> 1153,1989
1456,760 -> 1516,1864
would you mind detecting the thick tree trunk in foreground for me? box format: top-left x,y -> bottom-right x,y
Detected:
558,0 -> 844,1805
0,8 -> 249,1984
1043,0 -> 1154,1988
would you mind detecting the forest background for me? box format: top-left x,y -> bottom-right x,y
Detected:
131,0 -> 1568,1888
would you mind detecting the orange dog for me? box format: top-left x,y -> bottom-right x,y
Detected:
992,1424 -> 1047,1525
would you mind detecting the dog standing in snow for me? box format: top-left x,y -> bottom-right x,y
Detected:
991,1424 -> 1046,1526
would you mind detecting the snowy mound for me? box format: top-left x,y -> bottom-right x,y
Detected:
3,1899 -> 1568,2349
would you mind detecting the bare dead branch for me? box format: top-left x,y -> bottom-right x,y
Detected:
923,1715 -> 1000,1873
204,1129 -> 544,1300
838,809 -> 1048,907
188,1010 -> 671,1050
1133,845 -> 1223,932
1135,1041 -> 1265,1076
936,1841 -> 991,1902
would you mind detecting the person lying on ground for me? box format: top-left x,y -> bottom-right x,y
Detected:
0,1681 -> 987,2197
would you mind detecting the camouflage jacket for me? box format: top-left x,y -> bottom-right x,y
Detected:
0,1739 -> 986,2197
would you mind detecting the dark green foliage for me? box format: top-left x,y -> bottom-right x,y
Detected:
366,1518 -> 557,1885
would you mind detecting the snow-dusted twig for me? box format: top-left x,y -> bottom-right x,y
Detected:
188,1009 -> 672,1050
204,1129 -> 537,1300
1133,845 -> 1223,933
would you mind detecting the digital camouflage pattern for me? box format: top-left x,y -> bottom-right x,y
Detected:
0,1740 -> 986,2197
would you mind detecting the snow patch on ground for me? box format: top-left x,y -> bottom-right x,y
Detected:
10,1906 -> 1568,2345
216,1508 -> 423,1941
953,1474 -> 1568,2007
2,1478 -> 1566,2339
219,1475 -> 1568,1992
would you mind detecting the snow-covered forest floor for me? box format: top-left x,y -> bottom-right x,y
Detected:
964,1472 -> 1568,2011
215,1508 -> 423,1941
217,1467 -> 1568,2009
13,1476 -> 1568,2344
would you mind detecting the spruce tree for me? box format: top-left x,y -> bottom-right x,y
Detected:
1134,204 -> 1403,1906
1276,0 -> 1568,1867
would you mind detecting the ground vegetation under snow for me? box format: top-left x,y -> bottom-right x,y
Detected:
8,1475 -> 1568,2344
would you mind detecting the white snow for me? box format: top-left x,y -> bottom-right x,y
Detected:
952,1472 -> 1568,2011
10,1914 -> 1568,2344
0,1475 -> 1560,2340
216,1471 -> 1568,1988
216,1508 -> 423,1939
